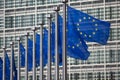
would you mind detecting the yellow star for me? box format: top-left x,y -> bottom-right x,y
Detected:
95,24 -> 98,26
79,41 -> 81,44
84,34 -> 87,37
80,32 -> 82,35
88,17 -> 91,19
92,32 -> 96,35
93,19 -> 95,22
77,28 -> 80,31
89,35 -> 92,37
77,44 -> 79,47
83,17 -> 86,20
72,46 -> 75,49
79,19 -> 82,22
95,28 -> 98,31
76,23 -> 79,26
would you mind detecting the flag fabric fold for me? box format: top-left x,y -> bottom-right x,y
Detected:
51,22 -> 62,65
67,6 -> 110,45
12,50 -> 17,80
5,53 -> 10,80
67,10 -> 90,60
20,6 -> 110,70
20,33 -> 48,71
20,43 -> 25,67
0,58 -> 3,80
51,15 -> 90,61
20,42 -> 32,71
36,31 -> 48,67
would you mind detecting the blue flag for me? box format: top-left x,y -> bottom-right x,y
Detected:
20,43 -> 25,67
20,42 -> 33,71
32,32 -> 48,67
51,22 -> 62,65
28,32 -> 48,67
0,58 -> 3,80
5,53 -> 10,80
20,39 -> 36,71
67,11 -> 90,60
20,33 -> 48,71
12,50 -> 17,80
51,15 -> 90,62
67,6 -> 110,45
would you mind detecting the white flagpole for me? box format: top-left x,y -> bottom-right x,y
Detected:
25,32 -> 29,80
40,22 -> 44,80
17,37 -> 20,80
62,0 -> 68,80
2,46 -> 6,80
54,6 -> 60,80
47,14 -> 52,80
10,42 -> 14,80
32,27 -> 36,80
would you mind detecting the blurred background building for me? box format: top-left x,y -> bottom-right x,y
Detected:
0,0 -> 120,80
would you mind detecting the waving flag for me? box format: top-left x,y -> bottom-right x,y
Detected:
0,58 -> 3,80
67,6 -> 110,45
20,42 -> 32,71
20,43 -> 25,67
12,50 -> 17,80
51,22 -> 62,65
35,31 -> 48,67
5,53 -> 10,80
20,33 -> 48,71
51,15 -> 90,61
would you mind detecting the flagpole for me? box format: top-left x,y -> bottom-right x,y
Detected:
54,6 -> 60,80
47,14 -> 52,80
17,37 -> 20,80
10,42 -> 14,80
2,46 -> 6,80
32,27 -> 36,80
25,32 -> 29,80
40,22 -> 44,80
62,0 -> 68,80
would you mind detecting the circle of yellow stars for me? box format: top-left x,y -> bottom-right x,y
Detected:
76,16 -> 98,38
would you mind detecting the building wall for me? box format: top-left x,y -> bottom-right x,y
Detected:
0,0 -> 120,80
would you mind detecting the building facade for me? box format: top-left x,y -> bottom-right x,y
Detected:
0,0 -> 120,80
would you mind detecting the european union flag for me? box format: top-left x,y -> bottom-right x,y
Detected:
51,15 -> 90,61
5,53 -> 10,80
36,28 -> 61,66
20,43 -> 25,67
67,9 -> 90,60
35,32 -> 48,67
20,33 -> 48,70
51,22 -> 62,65
28,39 -> 33,70
20,42 -> 33,71
67,6 -> 110,45
67,14 -> 90,60
20,38 -> 38,71
12,50 -> 17,80
0,58 -> 3,80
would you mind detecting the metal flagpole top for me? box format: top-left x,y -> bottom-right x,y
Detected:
54,6 -> 60,11
47,14 -> 52,19
62,0 -> 68,3
31,27 -> 37,31
39,21 -> 44,25
2,46 -> 6,49
10,42 -> 14,45
17,37 -> 20,41
25,32 -> 29,36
